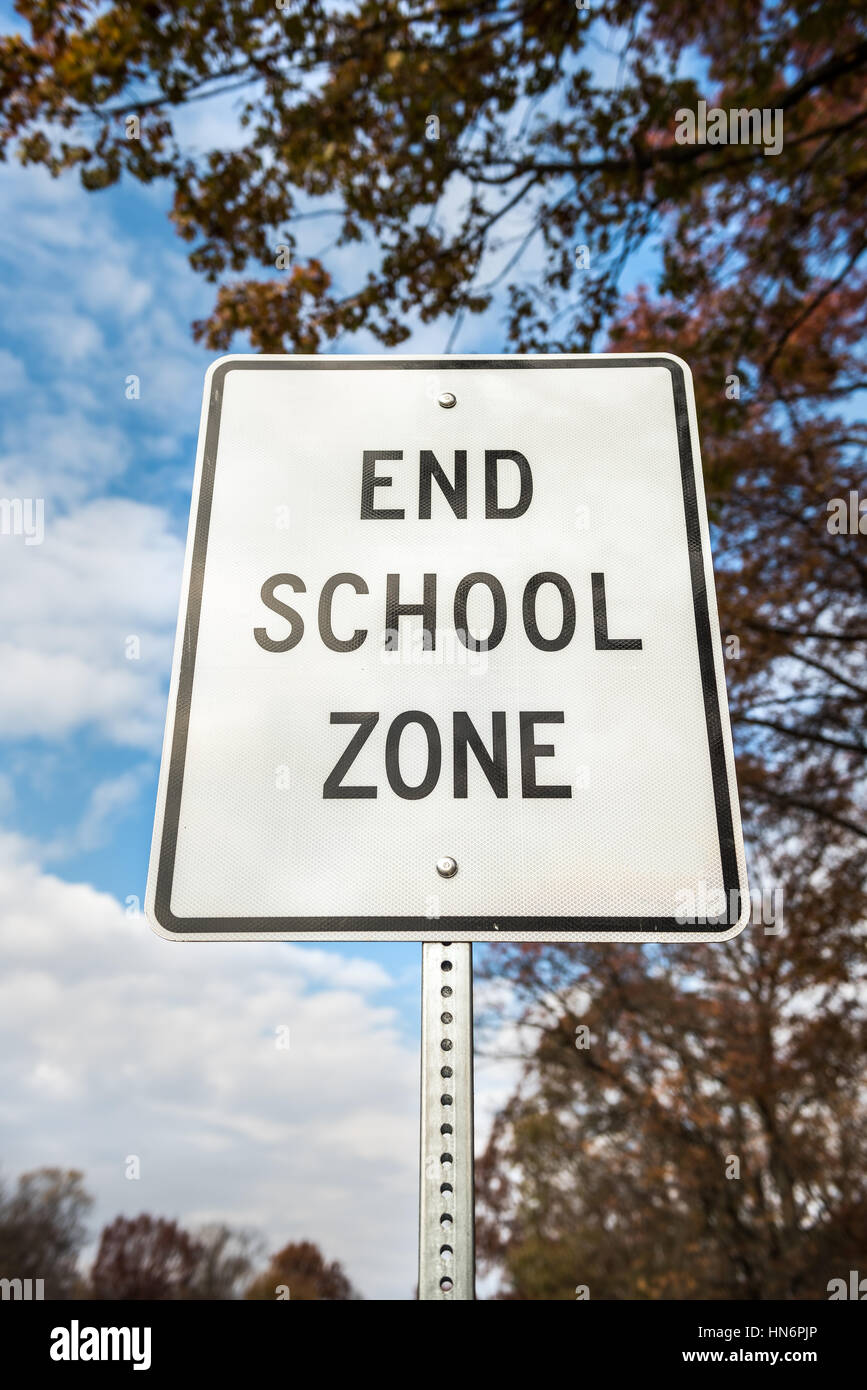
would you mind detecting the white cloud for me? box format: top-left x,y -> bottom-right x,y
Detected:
77,259 -> 154,319
26,310 -> 105,366
0,410 -> 132,506
0,835 -> 419,1299
0,499 -> 184,748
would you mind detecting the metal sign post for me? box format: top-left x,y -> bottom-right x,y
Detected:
419,942 -> 475,1299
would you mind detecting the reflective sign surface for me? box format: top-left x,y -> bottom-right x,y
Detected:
146,354 -> 748,941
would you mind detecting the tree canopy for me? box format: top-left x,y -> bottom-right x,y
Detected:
0,1172 -> 353,1299
0,1167 -> 92,1298
89,1215 -> 259,1299
476,844 -> 867,1300
244,1239 -> 361,1299
1,2 -> 864,357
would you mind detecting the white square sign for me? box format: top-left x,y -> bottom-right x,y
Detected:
146,354 -> 748,942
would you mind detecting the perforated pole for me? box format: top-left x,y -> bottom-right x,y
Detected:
418,941 -> 475,1299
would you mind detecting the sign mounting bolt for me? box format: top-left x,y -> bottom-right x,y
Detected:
438,392 -> 457,409
437,856 -> 458,878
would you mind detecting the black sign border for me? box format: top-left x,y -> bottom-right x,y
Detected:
153,356 -> 742,937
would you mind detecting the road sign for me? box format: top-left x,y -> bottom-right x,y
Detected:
146,353 -> 748,942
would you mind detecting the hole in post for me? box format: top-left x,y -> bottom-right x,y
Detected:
441,1123 -> 453,1135
441,1066 -> 452,1078
441,1011 -> 453,1024
440,1183 -> 453,1194
440,1152 -> 453,1166
440,1245 -> 454,1260
440,1277 -> 453,1292
441,986 -> 452,998
441,1094 -> 453,1105
441,1039 -> 452,1051
441,960 -> 452,971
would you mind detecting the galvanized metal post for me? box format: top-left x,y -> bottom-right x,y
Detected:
418,941 -> 475,1299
